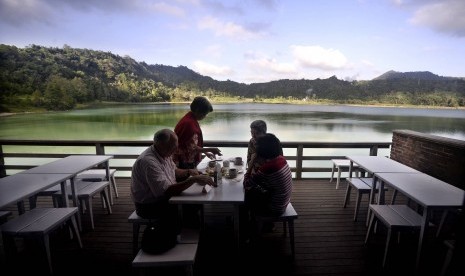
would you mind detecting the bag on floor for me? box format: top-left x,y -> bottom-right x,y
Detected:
141,222 -> 177,254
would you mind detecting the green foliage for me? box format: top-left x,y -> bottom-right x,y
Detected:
1,44 -> 464,112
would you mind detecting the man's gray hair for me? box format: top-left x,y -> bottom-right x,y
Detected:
250,120 -> 267,134
154,129 -> 174,144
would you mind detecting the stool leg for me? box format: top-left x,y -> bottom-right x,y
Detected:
343,184 -> 352,208
336,168 -> 342,189
330,163 -> 336,182
111,175 -> 119,198
70,214 -> 82,248
86,197 -> 94,230
39,234 -> 53,275
289,220 -> 295,260
133,223 -> 140,256
382,228 -> 392,267
354,191 -> 363,222
365,213 -> 376,244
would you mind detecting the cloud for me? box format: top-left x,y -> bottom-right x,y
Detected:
0,0 -> 188,26
197,16 -> 262,40
291,45 -> 349,70
408,0 -> 465,37
193,60 -> 233,76
246,56 -> 296,74
147,2 -> 185,17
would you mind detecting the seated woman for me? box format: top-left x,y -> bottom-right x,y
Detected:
243,133 -> 292,216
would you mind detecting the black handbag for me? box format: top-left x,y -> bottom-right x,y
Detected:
141,221 -> 177,254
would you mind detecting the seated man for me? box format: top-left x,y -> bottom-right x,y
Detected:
130,129 -> 214,234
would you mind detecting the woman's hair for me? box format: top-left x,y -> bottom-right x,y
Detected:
190,96 -> 213,114
250,120 -> 267,134
256,133 -> 283,159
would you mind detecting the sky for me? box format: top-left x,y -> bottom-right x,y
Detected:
1,0 -> 464,84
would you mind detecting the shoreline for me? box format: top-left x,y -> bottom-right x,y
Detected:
1,101 -> 464,117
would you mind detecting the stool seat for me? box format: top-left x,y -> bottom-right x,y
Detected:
365,204 -> 422,267
254,203 -> 298,260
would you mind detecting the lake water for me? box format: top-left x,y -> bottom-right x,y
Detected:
1,103 -> 464,141
1,103 -> 464,177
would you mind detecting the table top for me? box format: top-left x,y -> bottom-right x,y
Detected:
170,158 -> 245,205
169,180 -> 244,205
376,172 -> 465,208
20,155 -> 113,174
0,173 -> 73,209
347,155 -> 419,174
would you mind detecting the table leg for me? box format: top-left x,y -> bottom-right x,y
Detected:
68,177 -> 82,231
348,161 -> 353,178
233,205 -> 240,253
416,208 -> 429,273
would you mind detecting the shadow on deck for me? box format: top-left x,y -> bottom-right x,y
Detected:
0,178 -> 457,275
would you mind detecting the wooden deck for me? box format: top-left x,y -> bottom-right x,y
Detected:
0,178 -> 456,275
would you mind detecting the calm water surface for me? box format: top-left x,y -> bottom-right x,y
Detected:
1,103 -> 464,176
1,103 -> 464,142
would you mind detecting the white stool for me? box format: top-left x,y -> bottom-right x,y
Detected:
330,159 -> 359,189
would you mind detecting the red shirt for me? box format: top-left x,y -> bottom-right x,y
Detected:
174,111 -> 203,165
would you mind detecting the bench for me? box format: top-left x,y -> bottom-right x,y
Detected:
254,202 -> 298,260
76,169 -> 118,205
365,204 -> 422,267
132,228 -> 200,276
1,207 -> 82,275
53,180 -> 112,230
343,178 -> 387,222
330,159 -> 360,189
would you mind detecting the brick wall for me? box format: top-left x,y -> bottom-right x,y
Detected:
390,129 -> 465,190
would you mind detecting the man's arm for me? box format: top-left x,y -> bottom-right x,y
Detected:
165,175 -> 214,197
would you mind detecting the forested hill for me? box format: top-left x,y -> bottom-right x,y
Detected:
1,44 -> 464,111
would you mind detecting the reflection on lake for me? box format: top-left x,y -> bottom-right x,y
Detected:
2,103 -> 464,177
1,103 -> 464,142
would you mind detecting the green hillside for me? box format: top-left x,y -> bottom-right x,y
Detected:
1,44 -> 464,112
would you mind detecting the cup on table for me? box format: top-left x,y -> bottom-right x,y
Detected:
223,160 -> 230,167
208,161 -> 216,168
234,157 -> 242,166
228,168 -> 237,178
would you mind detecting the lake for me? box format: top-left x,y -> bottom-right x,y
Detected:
1,103 -> 464,177
1,103 -> 464,142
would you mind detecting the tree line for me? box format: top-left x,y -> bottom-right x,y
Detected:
1,44 -> 464,112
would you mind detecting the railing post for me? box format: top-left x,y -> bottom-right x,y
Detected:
296,144 -> 303,180
0,145 -> 6,177
369,145 -> 378,156
95,143 -> 105,155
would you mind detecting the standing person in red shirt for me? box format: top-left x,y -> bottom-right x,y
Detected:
173,96 -> 222,172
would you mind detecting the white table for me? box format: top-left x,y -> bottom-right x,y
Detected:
346,156 -> 420,223
19,155 -> 113,229
0,173 -> 73,214
375,172 -> 465,270
169,159 -> 245,251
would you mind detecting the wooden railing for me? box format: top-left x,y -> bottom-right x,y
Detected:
0,139 -> 391,179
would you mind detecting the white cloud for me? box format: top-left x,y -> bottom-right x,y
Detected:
409,0 -> 465,37
197,16 -> 261,40
291,45 -> 349,70
247,57 -> 295,74
204,44 -> 223,58
193,60 -> 233,76
147,2 -> 185,17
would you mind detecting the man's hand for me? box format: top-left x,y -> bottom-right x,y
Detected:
191,175 -> 214,186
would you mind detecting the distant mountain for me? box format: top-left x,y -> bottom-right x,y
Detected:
373,70 -> 453,81
1,44 -> 464,112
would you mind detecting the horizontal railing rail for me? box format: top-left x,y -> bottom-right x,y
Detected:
0,139 -> 391,179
